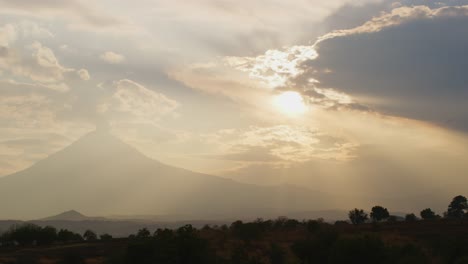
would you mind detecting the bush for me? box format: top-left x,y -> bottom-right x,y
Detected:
404,213 -> 418,222
269,243 -> 286,264
58,229 -> 83,243
7,223 -> 42,246
291,229 -> 339,264
124,224 -> 215,264
83,230 -> 97,241
100,233 -> 113,241
386,243 -> 429,264
328,234 -> 386,264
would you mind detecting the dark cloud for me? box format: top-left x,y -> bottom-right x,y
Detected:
316,0 -> 468,37
321,2 -> 392,32
305,6 -> 468,131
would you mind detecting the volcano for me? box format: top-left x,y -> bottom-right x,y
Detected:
0,129 -> 331,220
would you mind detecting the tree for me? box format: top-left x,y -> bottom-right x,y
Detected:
58,229 -> 82,243
37,226 -> 57,245
446,195 -> 467,219
405,213 -> 418,222
83,230 -> 97,241
370,206 -> 390,222
8,223 -> 42,246
136,228 -> 151,239
100,233 -> 113,241
387,216 -> 399,223
420,208 -> 437,220
348,208 -> 368,225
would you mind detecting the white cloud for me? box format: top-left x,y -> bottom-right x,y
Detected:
99,79 -> 179,124
201,125 -> 356,163
77,68 -> 90,80
0,27 -> 91,91
224,45 -> 318,88
100,51 -> 125,64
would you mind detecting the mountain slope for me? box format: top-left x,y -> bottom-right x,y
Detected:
0,129 -> 334,220
39,210 -> 106,221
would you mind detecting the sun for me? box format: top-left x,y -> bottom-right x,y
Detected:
273,91 -> 307,116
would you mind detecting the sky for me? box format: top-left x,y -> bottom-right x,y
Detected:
1,0 -> 468,203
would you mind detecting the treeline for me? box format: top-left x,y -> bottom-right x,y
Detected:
0,224 -> 111,246
115,217 -> 468,264
109,194 -> 468,264
0,195 -> 467,263
348,195 -> 468,224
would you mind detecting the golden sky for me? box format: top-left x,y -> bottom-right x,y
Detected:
1,0 -> 468,205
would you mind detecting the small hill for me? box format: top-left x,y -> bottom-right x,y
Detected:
40,210 -> 106,221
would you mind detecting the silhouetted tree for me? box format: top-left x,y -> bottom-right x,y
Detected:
153,228 -> 174,240
100,233 -> 113,241
273,216 -> 289,229
334,220 -> 349,226
8,223 -> 42,246
83,230 -> 97,241
201,224 -> 212,231
230,220 -> 243,230
283,219 -> 300,229
348,209 -> 368,225
387,215 -> 399,223
174,225 -> 213,264
136,228 -> 151,239
446,195 -> 467,219
306,220 -> 321,233
370,206 -> 390,222
58,229 -> 82,243
405,213 -> 418,222
37,226 -> 57,245
420,208 -> 437,220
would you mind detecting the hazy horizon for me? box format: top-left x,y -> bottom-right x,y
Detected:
1,0 -> 468,220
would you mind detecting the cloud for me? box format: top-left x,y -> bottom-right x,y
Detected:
99,79 -> 179,125
136,0 -> 382,56
305,4 -> 468,131
194,4 -> 468,131
168,59 -> 268,104
0,23 -> 90,90
317,5 -> 468,42
100,51 -> 125,64
0,0 -> 128,31
77,68 -> 90,80
224,46 -> 318,88
200,125 -> 357,164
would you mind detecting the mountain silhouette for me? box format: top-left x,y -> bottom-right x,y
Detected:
40,210 -> 106,221
0,130 -> 332,220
